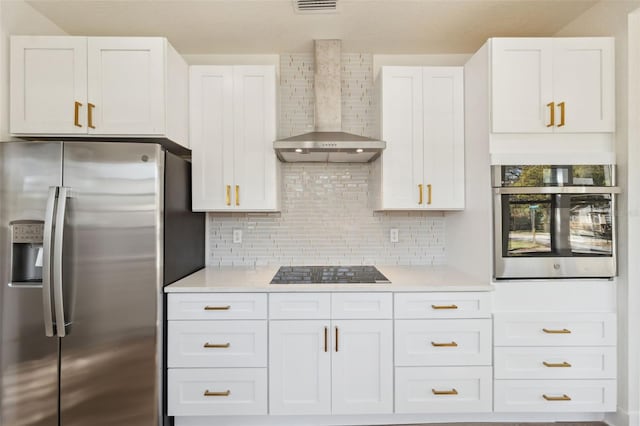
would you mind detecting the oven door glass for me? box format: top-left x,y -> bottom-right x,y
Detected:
502,193 -> 613,257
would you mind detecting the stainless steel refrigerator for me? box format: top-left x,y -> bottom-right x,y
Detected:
0,141 -> 205,426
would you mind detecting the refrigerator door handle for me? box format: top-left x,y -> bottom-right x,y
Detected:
53,187 -> 69,337
42,186 -> 58,337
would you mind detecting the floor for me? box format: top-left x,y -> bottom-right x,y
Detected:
399,423 -> 608,426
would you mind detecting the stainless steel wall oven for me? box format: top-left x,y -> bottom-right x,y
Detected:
493,165 -> 620,279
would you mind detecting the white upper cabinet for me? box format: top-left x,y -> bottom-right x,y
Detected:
378,66 -> 464,210
11,36 -> 189,147
190,65 -> 279,212
491,37 -> 614,133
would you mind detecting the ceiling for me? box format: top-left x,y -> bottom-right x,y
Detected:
23,0 -> 601,54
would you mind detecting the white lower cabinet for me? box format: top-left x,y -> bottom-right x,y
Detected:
395,366 -> 492,413
493,311 -> 617,413
494,379 -> 617,412
268,292 -> 394,415
168,368 -> 267,416
268,318 -> 393,415
268,320 -> 331,415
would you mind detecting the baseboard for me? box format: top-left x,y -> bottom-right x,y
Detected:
606,408 -> 638,426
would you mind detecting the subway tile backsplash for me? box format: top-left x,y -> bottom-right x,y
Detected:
207,163 -> 446,266
206,53 -> 446,266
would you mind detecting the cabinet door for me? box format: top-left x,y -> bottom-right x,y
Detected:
380,67 -> 424,209
553,38 -> 615,132
269,320 -> 331,415
87,37 -> 165,135
232,66 -> 278,210
10,36 -> 87,134
331,320 -> 393,414
491,38 -> 554,133
422,67 -> 464,209
189,66 -> 234,211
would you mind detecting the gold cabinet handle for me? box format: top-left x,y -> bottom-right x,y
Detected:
235,185 -> 240,206
225,185 -> 231,206
432,388 -> 458,395
427,184 -> 432,205
74,102 -> 83,127
546,102 -> 555,127
543,328 -> 571,334
324,326 -> 328,353
557,101 -> 566,127
543,361 -> 572,368
431,304 -> 458,310
418,184 -> 423,205
203,342 -> 230,348
204,390 -> 230,397
431,341 -> 458,347
204,305 -> 230,311
335,326 -> 339,352
87,103 -> 96,129
543,394 -> 571,401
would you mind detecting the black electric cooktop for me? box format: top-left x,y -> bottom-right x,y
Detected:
270,265 -> 391,284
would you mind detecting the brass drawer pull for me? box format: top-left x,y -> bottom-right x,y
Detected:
204,305 -> 230,311
546,101 -> 555,127
542,328 -> 571,334
432,388 -> 458,395
87,102 -> 96,129
543,361 -> 571,368
74,101 -> 82,127
324,326 -> 328,353
427,183 -> 432,205
204,390 -> 230,397
204,342 -> 230,348
543,393 -> 571,401
226,185 -> 231,206
235,185 -> 240,206
418,184 -> 423,205
431,304 -> 458,310
558,101 -> 566,127
431,341 -> 458,347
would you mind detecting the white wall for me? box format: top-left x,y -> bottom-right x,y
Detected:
555,2 -> 640,425
0,0 -> 67,140
372,54 -> 471,81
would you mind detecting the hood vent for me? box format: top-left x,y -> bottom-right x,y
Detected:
294,0 -> 338,13
274,40 -> 386,163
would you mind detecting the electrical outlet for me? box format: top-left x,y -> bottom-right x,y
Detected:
232,229 -> 242,244
390,228 -> 399,243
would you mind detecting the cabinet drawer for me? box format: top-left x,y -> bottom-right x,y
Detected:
269,293 -> 330,319
168,293 -> 267,320
494,313 -> 616,346
394,292 -> 491,319
395,366 -> 492,413
331,293 -> 392,319
168,368 -> 267,416
494,379 -> 616,412
168,320 -> 267,368
395,319 -> 492,366
495,347 -> 616,379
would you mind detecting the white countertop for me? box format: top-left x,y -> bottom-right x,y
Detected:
165,265 -> 493,292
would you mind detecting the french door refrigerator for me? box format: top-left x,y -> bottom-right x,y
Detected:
0,141 -> 205,426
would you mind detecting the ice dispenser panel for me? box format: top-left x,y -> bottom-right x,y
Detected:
9,220 -> 44,286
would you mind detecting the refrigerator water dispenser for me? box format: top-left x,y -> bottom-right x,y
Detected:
9,220 -> 44,286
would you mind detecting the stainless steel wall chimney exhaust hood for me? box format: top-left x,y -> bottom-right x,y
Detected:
274,40 -> 386,163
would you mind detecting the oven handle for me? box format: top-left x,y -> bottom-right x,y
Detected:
494,186 -> 621,195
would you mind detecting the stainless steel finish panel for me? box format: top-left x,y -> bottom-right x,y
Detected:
59,142 -> 163,426
495,186 -> 621,195
1,142 -> 62,426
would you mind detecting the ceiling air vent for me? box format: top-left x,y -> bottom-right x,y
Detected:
294,0 -> 338,13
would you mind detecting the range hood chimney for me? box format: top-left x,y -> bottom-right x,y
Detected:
274,40 -> 386,163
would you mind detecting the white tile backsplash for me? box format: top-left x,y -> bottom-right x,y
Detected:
206,53 -> 446,266
208,164 -> 446,266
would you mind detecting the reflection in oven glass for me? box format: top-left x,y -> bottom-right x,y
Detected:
506,195 -> 552,255
569,195 -> 612,255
